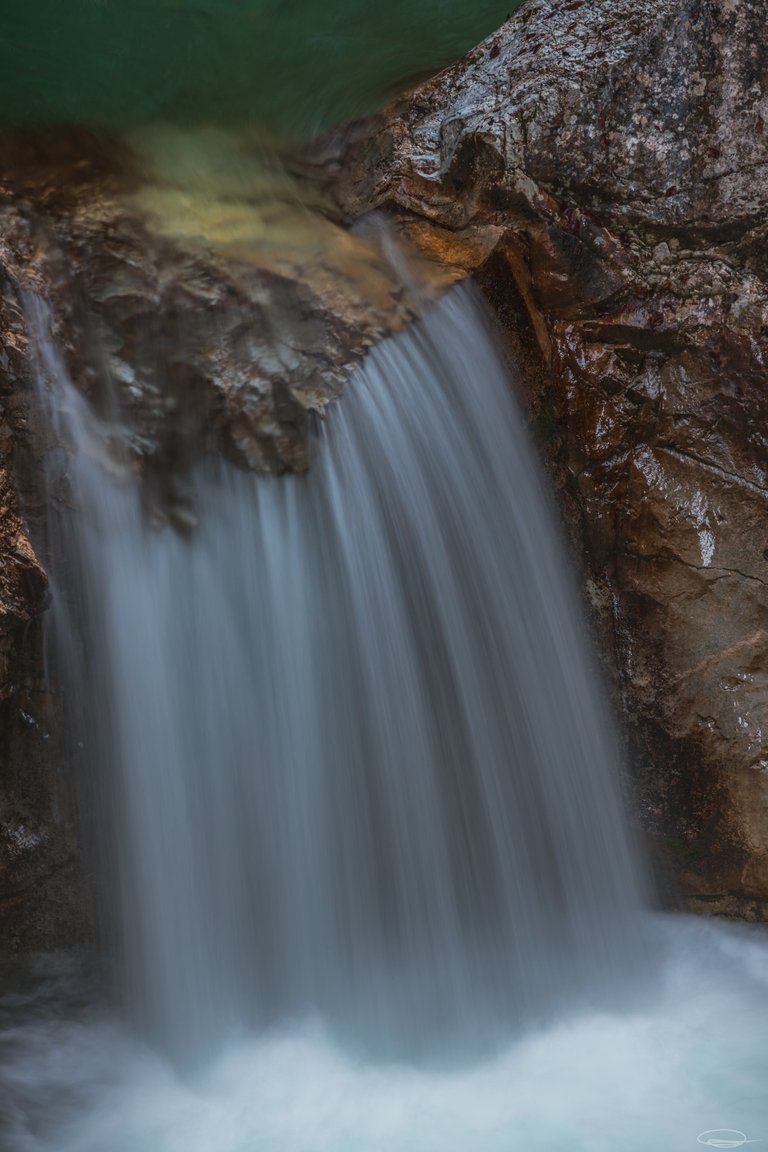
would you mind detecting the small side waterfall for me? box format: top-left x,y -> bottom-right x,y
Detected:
29,284 -> 647,1058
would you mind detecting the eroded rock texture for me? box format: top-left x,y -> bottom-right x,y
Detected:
320,0 -> 768,914
0,130 -> 430,510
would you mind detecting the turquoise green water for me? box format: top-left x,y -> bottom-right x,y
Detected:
0,1 -> 515,136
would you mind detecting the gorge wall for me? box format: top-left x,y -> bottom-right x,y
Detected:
319,0 -> 768,916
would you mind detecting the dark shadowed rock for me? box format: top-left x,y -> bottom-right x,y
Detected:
317,0 -> 768,915
0,288 -> 80,949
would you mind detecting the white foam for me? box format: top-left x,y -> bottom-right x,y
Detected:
3,917 -> 767,1152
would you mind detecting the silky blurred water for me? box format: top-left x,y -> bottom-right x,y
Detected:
29,285 -> 649,1059
12,283 -> 768,1148
0,1 -> 516,135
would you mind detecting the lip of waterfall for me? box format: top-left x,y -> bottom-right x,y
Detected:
27,280 -> 651,1063
24,293 -> 134,486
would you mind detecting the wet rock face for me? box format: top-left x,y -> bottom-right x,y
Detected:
322,0 -> 768,914
0,289 -> 81,949
0,130 -> 421,492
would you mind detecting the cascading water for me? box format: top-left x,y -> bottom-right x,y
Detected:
28,284 -> 646,1058
2,282 -> 767,1152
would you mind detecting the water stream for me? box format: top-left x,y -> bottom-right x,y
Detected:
0,0 -> 515,134
2,286 -> 767,1149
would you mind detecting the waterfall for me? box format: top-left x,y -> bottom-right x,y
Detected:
28,283 -> 647,1060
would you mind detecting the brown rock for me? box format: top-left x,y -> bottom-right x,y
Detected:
318,0 -> 768,915
0,346 -> 81,949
